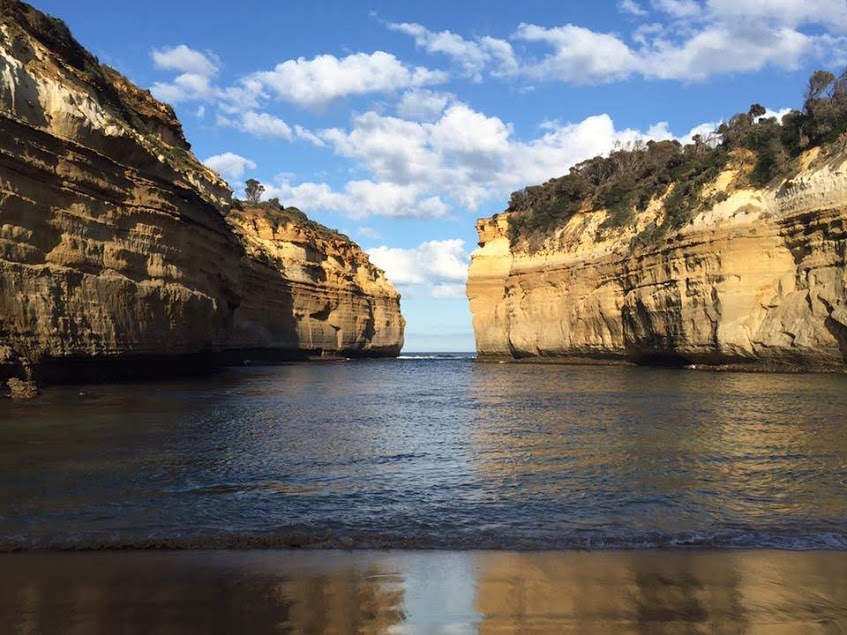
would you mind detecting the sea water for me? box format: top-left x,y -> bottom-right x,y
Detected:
1,356 -> 846,551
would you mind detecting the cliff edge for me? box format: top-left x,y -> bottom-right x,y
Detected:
0,0 -> 403,391
468,107 -> 847,371
226,206 -> 404,358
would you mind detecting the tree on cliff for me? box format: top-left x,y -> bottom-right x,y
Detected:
245,179 -> 265,205
806,70 -> 836,103
507,67 -> 847,249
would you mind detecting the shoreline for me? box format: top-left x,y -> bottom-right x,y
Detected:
6,351 -> 845,399
474,353 -> 847,374
2,530 -> 845,553
1,348 -> 404,399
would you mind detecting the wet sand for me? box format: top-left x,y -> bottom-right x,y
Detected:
1,550 -> 846,633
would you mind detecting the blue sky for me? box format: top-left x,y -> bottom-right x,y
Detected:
35,0 -> 847,351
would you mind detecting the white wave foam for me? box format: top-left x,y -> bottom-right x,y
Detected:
4,530 -> 846,552
396,355 -> 475,360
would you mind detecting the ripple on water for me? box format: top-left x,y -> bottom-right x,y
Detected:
0,361 -> 845,550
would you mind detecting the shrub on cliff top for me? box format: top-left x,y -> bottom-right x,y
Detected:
507,68 -> 847,249
229,200 -> 349,243
507,137 -> 729,245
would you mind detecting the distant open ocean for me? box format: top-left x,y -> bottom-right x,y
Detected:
2,356 -> 845,552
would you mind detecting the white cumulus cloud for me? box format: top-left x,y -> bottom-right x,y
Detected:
264,179 -> 449,220
148,47 -> 446,114
651,0 -> 702,18
152,45 -> 219,76
392,7 -> 846,86
250,51 -> 447,109
151,72 -> 217,103
150,45 -> 220,103
388,22 -> 518,80
396,89 -> 454,121
619,0 -> 649,16
431,284 -> 468,299
264,100 -> 731,221
237,111 -> 293,139
367,239 -> 470,298
512,18 -> 825,84
640,23 -> 812,80
515,23 -> 640,83
203,152 -> 257,180
706,0 -> 847,30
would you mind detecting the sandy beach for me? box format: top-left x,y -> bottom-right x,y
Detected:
2,549 -> 846,633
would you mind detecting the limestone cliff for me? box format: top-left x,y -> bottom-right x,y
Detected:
468,151 -> 847,371
0,0 -> 403,389
226,208 -> 404,358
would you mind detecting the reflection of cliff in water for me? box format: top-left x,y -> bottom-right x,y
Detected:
463,362 -> 847,546
277,566 -> 405,634
629,553 -> 747,634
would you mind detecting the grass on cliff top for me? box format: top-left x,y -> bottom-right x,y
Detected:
229,200 -> 351,243
506,69 -> 847,251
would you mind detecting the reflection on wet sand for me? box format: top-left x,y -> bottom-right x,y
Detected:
1,550 -> 846,633
475,550 -> 847,634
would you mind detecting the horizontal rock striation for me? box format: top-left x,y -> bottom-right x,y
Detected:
0,1 -> 241,383
0,1 -> 403,390
468,157 -> 847,372
226,209 -> 404,359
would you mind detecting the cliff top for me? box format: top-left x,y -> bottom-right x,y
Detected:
0,0 -> 188,148
504,69 -> 847,252
227,205 -> 399,298
229,203 -> 353,244
0,0 -> 232,211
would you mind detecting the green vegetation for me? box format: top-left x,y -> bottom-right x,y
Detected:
245,179 -> 265,205
507,69 -> 847,249
4,2 -> 101,80
158,145 -> 192,168
229,199 -> 350,243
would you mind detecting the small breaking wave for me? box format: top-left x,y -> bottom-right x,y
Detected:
164,481 -> 322,496
396,354 -> 475,360
3,529 -> 845,553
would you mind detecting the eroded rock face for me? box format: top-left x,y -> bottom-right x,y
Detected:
0,1 -> 242,383
0,1 -> 404,388
227,209 -> 404,358
467,159 -> 847,371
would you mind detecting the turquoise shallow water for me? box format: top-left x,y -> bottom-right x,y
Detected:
1,357 -> 846,550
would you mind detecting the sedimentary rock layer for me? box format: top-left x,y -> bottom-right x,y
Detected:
0,1 -> 403,386
468,158 -> 847,371
227,209 -> 404,358
0,1 -> 242,381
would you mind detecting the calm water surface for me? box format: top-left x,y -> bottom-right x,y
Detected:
1,357 -> 846,550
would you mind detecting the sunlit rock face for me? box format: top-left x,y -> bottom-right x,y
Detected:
226,209 -> 404,358
467,155 -> 847,371
0,0 -> 242,382
0,0 -> 403,386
